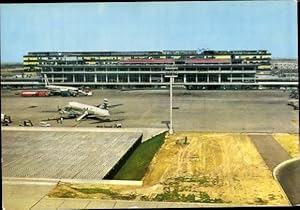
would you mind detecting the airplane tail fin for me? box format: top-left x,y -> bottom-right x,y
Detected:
103,98 -> 108,110
44,74 -> 50,87
99,98 -> 109,110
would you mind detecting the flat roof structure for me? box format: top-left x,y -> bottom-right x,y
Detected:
1,50 -> 296,89
2,128 -> 142,180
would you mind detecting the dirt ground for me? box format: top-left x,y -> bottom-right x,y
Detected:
273,134 -> 299,158
48,132 -> 289,205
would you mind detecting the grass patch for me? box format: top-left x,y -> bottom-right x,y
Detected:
48,183 -> 137,200
169,176 -> 220,187
152,191 -> 224,203
174,176 -> 209,184
71,187 -> 136,200
254,197 -> 268,205
52,191 -> 77,198
112,132 -> 166,180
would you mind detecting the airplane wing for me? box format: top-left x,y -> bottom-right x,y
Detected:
89,118 -> 125,124
76,111 -> 89,121
96,103 -> 123,109
108,103 -> 123,108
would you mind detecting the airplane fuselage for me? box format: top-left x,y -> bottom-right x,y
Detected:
47,85 -> 78,92
68,102 -> 110,117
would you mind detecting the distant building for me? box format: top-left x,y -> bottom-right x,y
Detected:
23,49 -> 272,74
2,50 -> 297,90
271,59 -> 298,79
271,59 -> 298,71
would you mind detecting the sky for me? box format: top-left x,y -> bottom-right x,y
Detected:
0,1 -> 298,63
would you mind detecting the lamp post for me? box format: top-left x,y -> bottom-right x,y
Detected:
2,158 -> 4,210
165,65 -> 178,134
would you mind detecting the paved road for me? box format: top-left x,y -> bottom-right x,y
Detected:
275,159 -> 300,206
249,135 -> 299,205
1,90 -> 298,133
249,135 -> 292,170
2,183 -> 55,210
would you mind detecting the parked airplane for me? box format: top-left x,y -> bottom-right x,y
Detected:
59,102 -> 109,121
44,74 -> 91,96
58,99 -> 122,122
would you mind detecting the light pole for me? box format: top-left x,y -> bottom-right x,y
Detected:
2,158 -> 4,210
165,65 -> 178,134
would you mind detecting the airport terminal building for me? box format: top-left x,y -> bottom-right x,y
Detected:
6,50 -> 298,89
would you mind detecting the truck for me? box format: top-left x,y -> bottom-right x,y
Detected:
40,121 -> 51,127
1,113 -> 12,126
19,119 -> 33,127
21,90 -> 49,97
